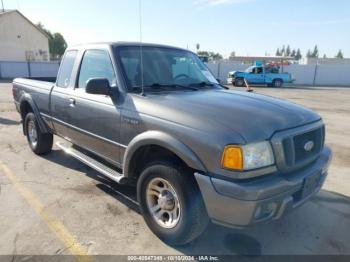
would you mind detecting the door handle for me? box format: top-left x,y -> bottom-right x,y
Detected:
69,98 -> 76,107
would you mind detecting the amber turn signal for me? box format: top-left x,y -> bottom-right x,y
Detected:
221,145 -> 243,171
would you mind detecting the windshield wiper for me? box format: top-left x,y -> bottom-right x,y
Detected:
147,83 -> 198,91
189,82 -> 215,88
129,83 -> 198,94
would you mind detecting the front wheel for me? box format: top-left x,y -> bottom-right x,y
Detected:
234,78 -> 245,87
137,161 -> 209,246
25,113 -> 53,155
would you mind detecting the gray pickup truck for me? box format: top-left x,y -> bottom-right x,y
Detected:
13,42 -> 332,245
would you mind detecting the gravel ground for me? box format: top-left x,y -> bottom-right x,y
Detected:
0,83 -> 349,256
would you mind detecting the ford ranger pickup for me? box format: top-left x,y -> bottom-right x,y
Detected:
12,42 -> 332,245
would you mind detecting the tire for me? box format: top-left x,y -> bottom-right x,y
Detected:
235,78 -> 245,87
272,79 -> 283,88
137,160 -> 209,246
24,113 -> 53,155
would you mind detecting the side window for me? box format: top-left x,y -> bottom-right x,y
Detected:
56,51 -> 78,88
78,50 -> 116,89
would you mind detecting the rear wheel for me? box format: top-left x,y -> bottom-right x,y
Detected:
25,113 -> 53,155
272,79 -> 283,88
137,160 -> 209,246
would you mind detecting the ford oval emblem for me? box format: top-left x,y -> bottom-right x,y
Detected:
304,141 -> 315,152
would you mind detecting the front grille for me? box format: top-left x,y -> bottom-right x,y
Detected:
283,126 -> 324,169
293,127 -> 323,163
271,122 -> 325,173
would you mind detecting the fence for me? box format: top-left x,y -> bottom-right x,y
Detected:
1,60 -> 350,87
0,61 -> 60,79
207,62 -> 350,87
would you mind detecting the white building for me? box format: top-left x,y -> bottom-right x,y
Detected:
0,10 -> 50,61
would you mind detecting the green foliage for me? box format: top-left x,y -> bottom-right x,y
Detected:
209,52 -> 223,61
295,49 -> 302,60
306,50 -> 312,58
197,51 -> 209,57
229,51 -> 236,60
276,48 -> 281,56
37,22 -> 67,59
311,45 -> 319,58
281,45 -> 285,56
335,50 -> 344,59
276,45 -> 302,60
290,49 -> 296,58
197,51 -> 223,61
286,45 -> 291,57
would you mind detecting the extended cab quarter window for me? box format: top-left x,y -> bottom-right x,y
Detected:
56,50 -> 78,88
78,50 -> 116,89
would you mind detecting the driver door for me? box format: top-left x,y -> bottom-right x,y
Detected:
251,67 -> 265,84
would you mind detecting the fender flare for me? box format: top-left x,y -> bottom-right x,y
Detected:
123,130 -> 207,177
19,94 -> 50,134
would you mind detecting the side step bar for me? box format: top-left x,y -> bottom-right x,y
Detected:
56,141 -> 127,184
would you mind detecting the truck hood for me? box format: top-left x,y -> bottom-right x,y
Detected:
134,89 -> 321,142
229,71 -> 243,76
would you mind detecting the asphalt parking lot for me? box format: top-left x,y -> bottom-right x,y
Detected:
1,82 -> 350,256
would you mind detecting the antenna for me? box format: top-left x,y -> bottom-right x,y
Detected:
1,0 -> 5,12
139,0 -> 145,96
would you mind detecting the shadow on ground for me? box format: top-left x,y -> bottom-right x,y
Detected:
42,149 -> 350,255
0,117 -> 20,126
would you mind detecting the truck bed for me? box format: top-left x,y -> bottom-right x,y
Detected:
12,77 -> 55,121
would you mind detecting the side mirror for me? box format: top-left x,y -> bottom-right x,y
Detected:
86,78 -> 112,95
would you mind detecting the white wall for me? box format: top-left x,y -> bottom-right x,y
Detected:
0,11 -> 49,61
207,62 -> 350,87
315,64 -> 350,86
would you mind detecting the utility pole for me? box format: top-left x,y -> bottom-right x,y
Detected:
1,0 -> 4,12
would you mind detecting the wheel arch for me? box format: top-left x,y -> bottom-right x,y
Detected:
19,94 -> 49,135
273,78 -> 284,83
123,131 -> 207,180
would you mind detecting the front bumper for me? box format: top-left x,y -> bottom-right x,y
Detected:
195,146 -> 332,228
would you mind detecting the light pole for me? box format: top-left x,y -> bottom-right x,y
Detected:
1,0 -> 4,12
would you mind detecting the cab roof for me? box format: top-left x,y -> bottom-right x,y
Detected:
67,42 -> 189,52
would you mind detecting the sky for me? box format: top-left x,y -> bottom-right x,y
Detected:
3,0 -> 350,58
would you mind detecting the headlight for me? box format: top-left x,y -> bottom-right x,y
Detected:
221,141 -> 274,171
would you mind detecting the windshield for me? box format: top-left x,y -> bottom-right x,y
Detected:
116,46 -> 219,93
245,66 -> 254,73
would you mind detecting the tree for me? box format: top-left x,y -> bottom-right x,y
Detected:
311,45 -> 319,58
281,45 -> 286,56
50,33 -> 67,59
306,49 -> 312,58
295,49 -> 302,60
209,52 -> 223,61
291,49 -> 296,58
335,50 -> 344,59
286,45 -> 291,57
196,43 -> 200,52
276,48 -> 281,56
323,54 -> 327,59
229,51 -> 236,60
37,23 -> 67,60
197,51 -> 209,57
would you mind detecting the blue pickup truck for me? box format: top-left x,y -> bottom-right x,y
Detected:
227,65 -> 294,87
